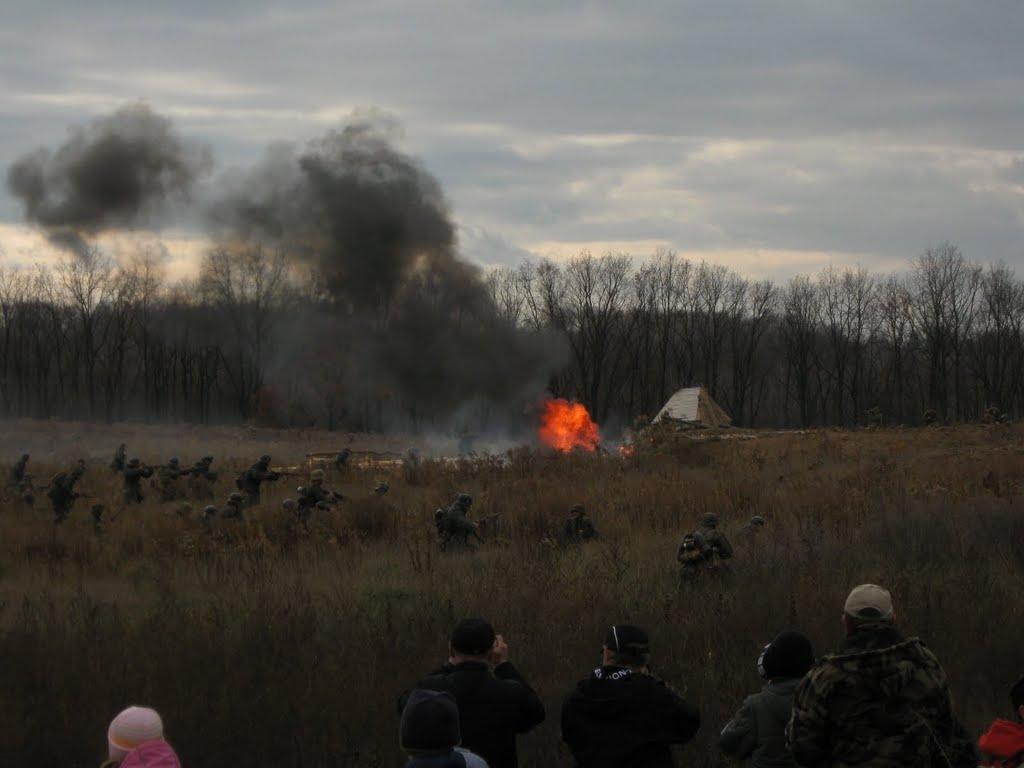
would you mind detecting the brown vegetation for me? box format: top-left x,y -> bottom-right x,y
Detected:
1,423 -> 1022,767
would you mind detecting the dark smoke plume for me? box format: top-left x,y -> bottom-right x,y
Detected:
7,103 -> 210,257
212,119 -> 565,419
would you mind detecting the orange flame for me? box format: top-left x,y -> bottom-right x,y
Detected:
538,398 -> 601,452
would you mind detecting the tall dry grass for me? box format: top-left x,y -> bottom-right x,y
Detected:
1,424 -> 1022,767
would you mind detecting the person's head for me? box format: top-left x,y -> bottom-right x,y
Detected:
603,624 -> 650,670
449,618 -> 496,663
282,498 -> 296,512
702,512 -> 719,529
229,492 -> 244,506
259,454 -> 271,466
202,455 -> 213,464
750,515 -> 766,527
842,584 -> 895,634
757,631 -> 815,681
1011,675 -> 1024,722
202,505 -> 218,519
21,453 -> 29,462
107,706 -> 163,763
168,457 -> 179,468
400,689 -> 461,757
311,469 -> 324,486
128,458 -> 140,469
456,493 -> 473,510
570,504 -> 585,519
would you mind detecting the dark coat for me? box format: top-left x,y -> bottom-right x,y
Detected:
719,678 -> 801,768
399,661 -> 545,768
562,666 -> 700,768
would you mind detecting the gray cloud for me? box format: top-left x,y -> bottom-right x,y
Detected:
1,1 -> 1023,272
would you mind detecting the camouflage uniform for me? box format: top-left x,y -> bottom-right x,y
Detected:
678,514 -> 733,579
157,458 -> 185,502
435,493 -> 481,551
47,467 -> 84,523
297,472 -> 342,516
110,444 -> 127,472
221,492 -> 245,520
787,623 -> 976,768
564,505 -> 599,543
187,456 -> 217,500
8,454 -> 29,488
236,455 -> 279,506
123,459 -> 154,504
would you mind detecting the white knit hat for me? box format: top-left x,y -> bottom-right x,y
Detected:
107,706 -> 164,762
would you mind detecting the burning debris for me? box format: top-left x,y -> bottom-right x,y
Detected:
538,398 -> 601,453
6,103 -> 211,258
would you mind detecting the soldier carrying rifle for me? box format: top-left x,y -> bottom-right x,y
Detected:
48,463 -> 86,523
123,458 -> 154,505
235,454 -> 281,507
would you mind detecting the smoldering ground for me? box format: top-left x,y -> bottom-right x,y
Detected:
5,103 -> 212,258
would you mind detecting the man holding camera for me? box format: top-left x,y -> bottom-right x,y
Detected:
398,618 -> 546,768
562,624 -> 700,767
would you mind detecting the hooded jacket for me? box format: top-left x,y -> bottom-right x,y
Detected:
399,661 -> 545,768
787,625 -> 976,768
102,740 -> 181,768
979,719 -> 1024,767
719,678 -> 801,768
561,666 -> 700,768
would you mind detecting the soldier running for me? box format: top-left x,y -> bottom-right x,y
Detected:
236,455 -> 280,506
110,443 -> 127,472
564,504 -> 600,543
186,456 -> 217,500
47,464 -> 85,523
435,493 -> 484,551
157,458 -> 186,502
296,470 -> 343,519
677,512 -> 733,580
122,458 -> 154,504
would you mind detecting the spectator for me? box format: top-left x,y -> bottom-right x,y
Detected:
787,584 -> 976,768
978,675 -> 1024,768
400,689 -> 489,767
561,624 -> 700,767
101,706 -> 181,768
398,619 -> 545,768
719,631 -> 815,768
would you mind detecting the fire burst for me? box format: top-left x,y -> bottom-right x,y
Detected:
538,398 -> 601,452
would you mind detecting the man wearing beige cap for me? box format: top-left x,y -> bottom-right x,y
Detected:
787,584 -> 976,768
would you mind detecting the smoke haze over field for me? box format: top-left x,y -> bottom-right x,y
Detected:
5,104 -> 211,258
3,104 -> 565,422
209,119 -> 565,419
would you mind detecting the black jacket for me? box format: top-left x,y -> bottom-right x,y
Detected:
399,661 -> 546,768
562,666 -> 700,768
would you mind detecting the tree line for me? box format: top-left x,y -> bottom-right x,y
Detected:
0,241 -> 1020,431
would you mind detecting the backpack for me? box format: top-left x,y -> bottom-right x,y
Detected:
679,532 -> 705,563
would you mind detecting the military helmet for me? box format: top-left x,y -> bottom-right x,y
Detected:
202,505 -> 218,518
750,515 -> 766,527
21,453 -> 29,461
311,469 -> 325,482
229,492 -> 244,503
128,458 -> 141,468
456,493 -> 473,507
570,503 -> 585,516
282,499 -> 297,511
259,454 -> 272,464
168,457 -> 179,467
702,512 -> 719,528
296,486 -> 307,496
202,455 -> 214,463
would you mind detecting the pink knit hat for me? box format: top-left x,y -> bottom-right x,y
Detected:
107,706 -> 164,762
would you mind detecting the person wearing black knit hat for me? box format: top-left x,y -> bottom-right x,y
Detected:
719,631 -> 815,768
400,689 -> 488,768
562,624 -> 700,768
398,619 -> 545,768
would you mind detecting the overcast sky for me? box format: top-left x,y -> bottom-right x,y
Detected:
1,1 -> 1022,278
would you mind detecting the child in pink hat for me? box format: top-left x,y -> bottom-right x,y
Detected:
102,706 -> 181,768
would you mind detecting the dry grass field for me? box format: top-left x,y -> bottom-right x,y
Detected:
1,420 -> 1022,767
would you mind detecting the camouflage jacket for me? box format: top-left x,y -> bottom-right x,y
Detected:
787,625 -> 976,768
